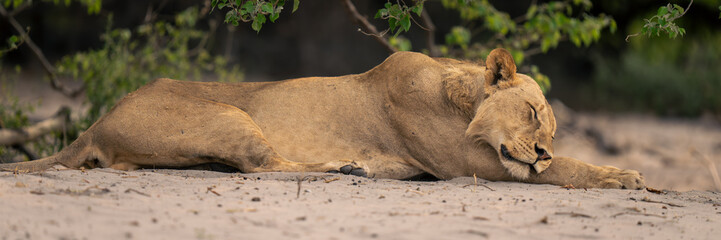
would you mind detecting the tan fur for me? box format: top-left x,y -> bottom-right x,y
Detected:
0,48 -> 644,189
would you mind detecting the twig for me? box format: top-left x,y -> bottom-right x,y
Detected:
462,182 -> 495,191
624,33 -> 640,42
473,173 -> 477,192
406,189 -> 424,195
0,5 -> 84,98
611,212 -> 666,218
690,148 -> 721,191
523,47 -> 543,58
323,177 -> 340,183
207,186 -> 221,196
296,173 -> 310,199
341,0 -> 397,54
629,197 -> 685,207
420,9 -> 440,57
646,187 -> 665,194
188,19 -> 216,57
142,0 -> 169,24
124,188 -> 151,197
513,0 -> 537,23
555,212 -> 593,218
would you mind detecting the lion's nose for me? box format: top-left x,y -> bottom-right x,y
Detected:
535,144 -> 552,161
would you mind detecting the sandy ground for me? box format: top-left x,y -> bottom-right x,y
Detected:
1,169 -> 720,240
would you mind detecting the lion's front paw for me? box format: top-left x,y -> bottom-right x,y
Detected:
596,166 -> 645,189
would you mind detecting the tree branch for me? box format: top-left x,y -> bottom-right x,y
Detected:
523,47 -> 542,58
340,0 -> 397,54
0,5 -> 84,98
672,0 -> 693,21
0,107 -> 71,146
421,9 -> 440,57
625,0 -> 693,42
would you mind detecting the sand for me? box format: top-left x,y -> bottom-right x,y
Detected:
1,169 -> 720,239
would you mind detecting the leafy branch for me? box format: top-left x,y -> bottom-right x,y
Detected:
0,34 -> 24,57
374,1 -> 425,36
438,0 -> 615,93
211,0 -> 299,33
625,0 -> 693,42
0,3 -> 85,97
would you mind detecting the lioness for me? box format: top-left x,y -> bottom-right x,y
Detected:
1,49 -> 644,189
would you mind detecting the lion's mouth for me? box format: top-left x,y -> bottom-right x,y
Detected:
500,144 -> 539,172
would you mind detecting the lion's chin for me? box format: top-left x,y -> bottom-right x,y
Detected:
499,158 -> 531,179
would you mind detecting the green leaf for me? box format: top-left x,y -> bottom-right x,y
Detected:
673,4 -> 684,14
411,3 -> 423,16
252,14 -> 266,33
7,35 -> 18,44
444,26 -> 470,49
224,10 -> 239,26
570,35 -> 581,47
389,18 -> 398,32
526,5 -> 537,19
241,1 -> 255,15
292,0 -> 299,13
375,9 -> 388,19
388,4 -> 402,17
609,19 -> 617,33
270,12 -> 280,22
400,14 -> 411,32
261,2 -> 273,13
389,36 -> 412,51
657,6 -> 668,16
510,49 -> 524,65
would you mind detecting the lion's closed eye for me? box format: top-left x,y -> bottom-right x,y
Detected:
528,103 -> 538,121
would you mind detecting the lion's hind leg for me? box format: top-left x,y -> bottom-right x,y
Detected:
136,95 -> 369,176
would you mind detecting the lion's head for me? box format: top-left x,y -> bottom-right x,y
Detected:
463,49 -> 557,179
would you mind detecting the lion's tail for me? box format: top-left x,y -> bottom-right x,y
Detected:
0,133 -> 92,173
0,156 -> 58,172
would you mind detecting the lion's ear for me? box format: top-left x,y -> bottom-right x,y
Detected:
484,48 -> 519,92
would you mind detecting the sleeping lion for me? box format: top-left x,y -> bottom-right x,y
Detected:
0,48 -> 644,189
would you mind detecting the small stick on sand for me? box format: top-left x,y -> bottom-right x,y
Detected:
206,186 -> 221,196
630,197 -> 685,207
323,177 -> 340,183
125,188 -> 150,197
555,212 -> 593,218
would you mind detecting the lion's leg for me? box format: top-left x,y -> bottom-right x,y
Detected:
525,157 -> 645,189
96,92 -> 367,176
170,100 -> 368,176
